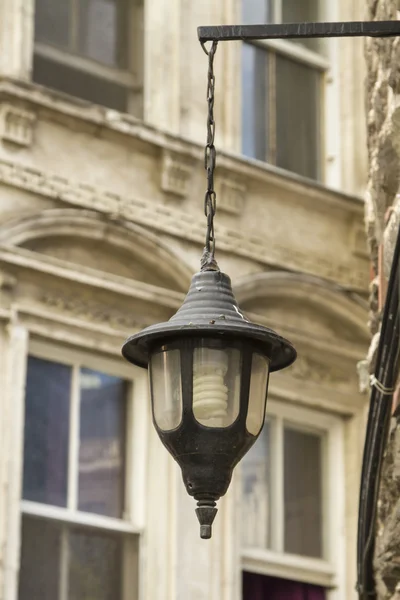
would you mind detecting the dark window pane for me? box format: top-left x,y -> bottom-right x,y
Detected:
68,528 -> 122,600
23,356 -> 71,507
18,516 -> 61,600
282,0 -> 319,21
276,55 -> 321,180
284,427 -> 323,558
281,0 -> 322,52
242,0 -> 272,24
79,0 -> 128,67
33,54 -> 129,112
19,518 -> 129,600
242,44 -> 268,161
35,0 -> 70,48
243,572 -> 326,600
78,369 -> 127,518
241,421 -> 271,548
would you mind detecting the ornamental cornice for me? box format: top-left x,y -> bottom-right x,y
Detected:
0,158 -> 369,291
0,79 -> 365,215
0,245 -> 184,310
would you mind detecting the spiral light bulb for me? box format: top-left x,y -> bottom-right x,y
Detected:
193,350 -> 228,424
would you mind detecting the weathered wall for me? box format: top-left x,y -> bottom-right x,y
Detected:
365,1 -> 400,598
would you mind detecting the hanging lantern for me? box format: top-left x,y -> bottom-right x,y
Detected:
122,41 -> 296,538
122,268 -> 295,538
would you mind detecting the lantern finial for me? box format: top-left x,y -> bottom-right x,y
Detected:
196,500 -> 218,539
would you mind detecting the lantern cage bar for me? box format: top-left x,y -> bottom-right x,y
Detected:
197,20 -> 400,44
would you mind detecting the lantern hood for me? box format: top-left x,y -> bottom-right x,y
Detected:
122,269 -> 296,371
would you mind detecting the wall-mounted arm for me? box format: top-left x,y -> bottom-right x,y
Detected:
198,20 -> 400,43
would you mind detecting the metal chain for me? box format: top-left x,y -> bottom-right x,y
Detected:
201,40 -> 218,270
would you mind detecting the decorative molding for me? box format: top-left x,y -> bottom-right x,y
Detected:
161,149 -> 193,197
0,158 -> 369,291
0,79 -> 365,215
0,103 -> 35,146
287,355 -> 353,385
40,291 -> 150,332
15,304 -> 129,355
216,177 -> 245,215
0,245 -> 184,311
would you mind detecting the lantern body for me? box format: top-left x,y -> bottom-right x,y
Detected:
148,337 -> 270,504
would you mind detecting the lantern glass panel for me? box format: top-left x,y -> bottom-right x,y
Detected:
246,353 -> 269,435
192,345 -> 241,428
150,349 -> 183,431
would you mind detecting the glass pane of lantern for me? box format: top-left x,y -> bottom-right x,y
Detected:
246,353 -> 269,435
150,349 -> 183,431
241,420 -> 271,549
192,346 -> 241,428
284,426 -> 323,558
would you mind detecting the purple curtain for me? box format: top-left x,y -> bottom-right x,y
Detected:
243,572 -> 325,600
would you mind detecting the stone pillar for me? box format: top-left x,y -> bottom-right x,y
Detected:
144,0 -> 181,133
0,0 -> 34,80
0,319 -> 28,600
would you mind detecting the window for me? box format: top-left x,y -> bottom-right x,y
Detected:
33,0 -> 142,113
242,0 -> 330,180
18,344 -> 144,600
241,399 -> 344,597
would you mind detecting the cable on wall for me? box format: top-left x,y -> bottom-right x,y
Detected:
357,223 -> 400,600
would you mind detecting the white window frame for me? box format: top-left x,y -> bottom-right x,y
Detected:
33,0 -> 143,114
19,339 -> 149,600
242,0 -> 341,186
241,398 -> 345,599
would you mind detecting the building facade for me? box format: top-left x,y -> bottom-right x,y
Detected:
0,1 -> 371,599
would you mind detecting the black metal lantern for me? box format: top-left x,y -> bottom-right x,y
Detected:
122,41 -> 296,538
122,268 -> 295,538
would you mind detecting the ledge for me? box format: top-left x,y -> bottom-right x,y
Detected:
242,548 -> 336,588
0,78 -> 365,215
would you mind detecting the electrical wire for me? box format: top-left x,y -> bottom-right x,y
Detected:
357,223 -> 400,600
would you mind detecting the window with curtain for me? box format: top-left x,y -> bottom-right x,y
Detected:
18,350 -> 140,600
241,400 -> 343,598
33,0 -> 142,113
243,572 -> 325,600
241,0 -> 329,180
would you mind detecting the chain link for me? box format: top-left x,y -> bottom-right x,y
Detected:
201,41 -> 218,269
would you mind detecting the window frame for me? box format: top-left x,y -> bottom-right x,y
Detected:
19,339 -> 149,600
240,397 -> 345,594
241,0 -> 338,184
33,0 -> 143,114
